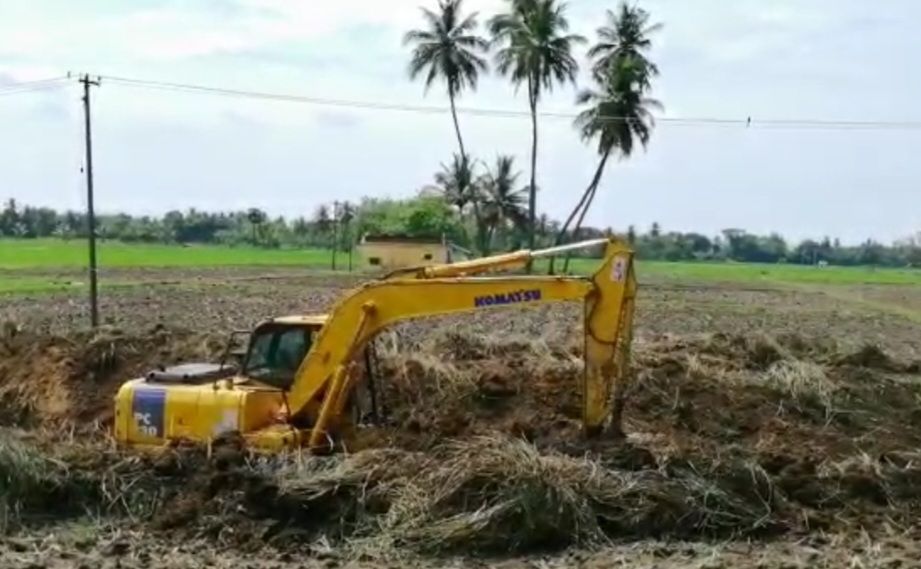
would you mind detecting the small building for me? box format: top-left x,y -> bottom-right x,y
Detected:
356,233 -> 469,271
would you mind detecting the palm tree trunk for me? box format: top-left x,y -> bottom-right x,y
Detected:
449,90 -> 489,255
563,154 -> 611,272
526,77 -> 538,272
549,150 -> 610,273
476,205 -> 489,255
450,88 -> 490,255
548,186 -> 591,274
449,89 -> 467,161
562,184 -> 598,273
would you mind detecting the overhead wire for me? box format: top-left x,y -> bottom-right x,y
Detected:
3,73 -> 919,131
98,73 -> 921,131
0,76 -> 75,96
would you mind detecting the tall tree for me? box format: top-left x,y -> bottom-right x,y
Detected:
587,3 -> 661,85
480,155 -> 527,251
435,153 -> 478,213
557,57 -> 659,272
489,0 -> 584,265
0,198 -> 19,236
313,204 -> 332,234
551,2 -> 661,273
246,208 -> 267,245
404,0 -> 488,160
434,153 -> 488,252
337,201 -> 356,252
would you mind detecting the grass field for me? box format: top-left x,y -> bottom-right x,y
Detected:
564,257 -> 921,285
2,238 -> 920,293
0,238 -> 331,268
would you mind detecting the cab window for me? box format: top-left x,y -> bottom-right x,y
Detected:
243,325 -> 312,389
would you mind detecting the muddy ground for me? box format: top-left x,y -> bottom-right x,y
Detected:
1,268 -> 921,568
3,268 -> 919,357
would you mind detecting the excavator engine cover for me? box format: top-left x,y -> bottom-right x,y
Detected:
113,378 -> 296,450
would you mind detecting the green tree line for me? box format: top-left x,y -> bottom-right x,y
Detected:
2,198 -> 919,267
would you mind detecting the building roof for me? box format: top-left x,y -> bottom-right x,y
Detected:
361,233 -> 445,244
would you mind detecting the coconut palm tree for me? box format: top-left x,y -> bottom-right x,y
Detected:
435,153 -> 478,213
404,0 -> 488,160
489,0 -> 584,264
434,153 -> 488,251
549,2 -> 662,273
556,56 -> 660,273
480,155 -> 527,250
587,2 -> 661,85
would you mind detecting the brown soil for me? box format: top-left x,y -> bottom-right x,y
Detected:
0,325 -> 225,427
4,525 -> 921,569
2,270 -> 921,565
2,323 -> 920,545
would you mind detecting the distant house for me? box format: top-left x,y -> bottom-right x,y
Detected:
356,233 -> 470,270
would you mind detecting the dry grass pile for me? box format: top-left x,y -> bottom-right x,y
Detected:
0,428 -> 219,534
835,344 -> 920,373
392,435 -> 607,551
244,436 -> 787,554
818,451 -> 921,506
0,431 -> 103,531
3,429 -> 921,555
1,323 -> 920,555
370,329 -> 584,448
266,448 -> 423,538
391,436 -> 785,552
0,434 -> 65,528
636,332 -> 920,426
760,359 -> 838,417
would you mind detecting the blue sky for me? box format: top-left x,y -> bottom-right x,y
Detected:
0,0 -> 918,244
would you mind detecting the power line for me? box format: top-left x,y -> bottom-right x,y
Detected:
98,73 -> 921,131
0,76 -> 74,96
3,73 -> 919,131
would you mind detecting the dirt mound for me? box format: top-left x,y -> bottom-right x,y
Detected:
834,343 -> 916,372
371,330 -> 921,455
5,324 -> 916,463
0,326 -> 225,427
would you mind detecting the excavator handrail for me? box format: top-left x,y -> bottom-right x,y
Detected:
380,238 -> 612,280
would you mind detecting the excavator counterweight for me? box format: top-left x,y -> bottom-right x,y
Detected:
113,238 -> 637,452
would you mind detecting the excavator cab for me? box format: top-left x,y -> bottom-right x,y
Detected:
114,315 -> 331,451
239,316 -> 325,390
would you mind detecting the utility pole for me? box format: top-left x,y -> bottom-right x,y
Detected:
331,201 -> 340,271
81,74 -> 101,328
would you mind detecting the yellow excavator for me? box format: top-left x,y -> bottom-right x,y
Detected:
114,237 -> 636,453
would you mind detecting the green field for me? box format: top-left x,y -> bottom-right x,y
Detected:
563,257 -> 921,286
0,238 -> 331,268
1,238 -> 920,294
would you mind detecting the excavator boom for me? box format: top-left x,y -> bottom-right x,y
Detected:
287,237 -> 636,448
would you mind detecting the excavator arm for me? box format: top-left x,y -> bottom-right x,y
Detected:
286,238 -> 637,449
